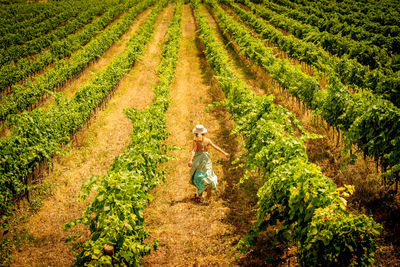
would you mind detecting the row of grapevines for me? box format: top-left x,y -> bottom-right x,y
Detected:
65,2 -> 182,264
0,0 -> 113,67
225,0 -> 400,108
0,0 -> 132,93
285,0 -> 400,28
0,3 -> 57,36
250,0 -> 400,72
193,1 -> 381,265
0,0 -> 29,3
0,0 -> 147,122
0,2 -> 53,34
0,0 -> 87,51
241,0 -> 400,107
207,2 -> 319,108
208,0 -> 400,186
0,0 -> 156,219
270,0 -> 400,54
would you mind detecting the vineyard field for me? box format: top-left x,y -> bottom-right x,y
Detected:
1,0 -> 399,266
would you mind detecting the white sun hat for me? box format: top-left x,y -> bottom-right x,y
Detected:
193,124 -> 207,134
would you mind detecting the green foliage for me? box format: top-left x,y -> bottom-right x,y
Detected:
255,0 -> 397,72
0,3 -> 163,261
241,0 -> 400,107
0,0 -> 130,93
208,0 -> 400,185
65,1 -> 182,265
193,1 -> 381,265
0,0 -> 146,122
0,0 -> 157,215
300,205 -> 382,266
0,2 -> 51,28
0,0 -> 84,51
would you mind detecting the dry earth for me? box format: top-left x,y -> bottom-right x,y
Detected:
8,2 -> 399,266
11,5 -> 175,266
142,5 -> 257,266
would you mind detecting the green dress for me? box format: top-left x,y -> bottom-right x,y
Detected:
189,142 -> 218,194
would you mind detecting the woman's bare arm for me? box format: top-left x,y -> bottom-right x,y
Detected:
188,140 -> 196,167
208,139 -> 229,158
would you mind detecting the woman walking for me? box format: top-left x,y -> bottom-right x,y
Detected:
188,125 -> 229,201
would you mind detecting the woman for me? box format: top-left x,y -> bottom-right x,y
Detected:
188,125 -> 229,201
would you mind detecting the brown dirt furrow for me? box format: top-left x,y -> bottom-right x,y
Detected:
202,3 -> 381,203
202,3 -> 397,265
11,5 -> 175,267
201,5 -> 265,97
39,7 -> 153,109
142,4 -> 257,266
0,8 -> 150,139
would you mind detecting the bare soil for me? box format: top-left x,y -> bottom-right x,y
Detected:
142,4 -> 258,266
202,3 -> 400,266
8,2 -> 400,266
39,8 -> 153,109
11,5 -> 175,266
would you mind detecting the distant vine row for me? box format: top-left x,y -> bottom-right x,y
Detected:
252,0 -> 400,72
0,0 -> 111,67
0,0 -> 85,51
193,1 -> 381,265
0,0 -> 156,226
65,1 -> 182,265
270,0 -> 400,55
0,0 -> 148,122
226,0 -> 400,108
0,0 -> 133,94
208,0 -> 400,186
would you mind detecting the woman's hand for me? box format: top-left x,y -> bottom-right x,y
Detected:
224,152 -> 230,159
188,161 -> 193,167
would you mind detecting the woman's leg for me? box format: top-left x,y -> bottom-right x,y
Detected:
206,186 -> 212,199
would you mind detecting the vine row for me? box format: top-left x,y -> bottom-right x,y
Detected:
65,1 -> 182,265
208,0 -> 400,186
0,2 -> 57,33
227,0 -> 400,108
193,1 -> 381,265
0,0 -> 133,94
0,0 -> 112,67
248,0 -> 400,72
0,0 -> 156,223
270,0 -> 400,54
0,0 -> 147,122
0,0 -> 86,51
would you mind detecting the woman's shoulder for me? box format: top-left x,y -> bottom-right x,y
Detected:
204,137 -> 212,144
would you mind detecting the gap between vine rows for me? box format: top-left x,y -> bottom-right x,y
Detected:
0,8 -> 153,139
202,2 -> 381,203
201,3 -> 400,265
142,4 -> 259,266
11,5 -> 175,266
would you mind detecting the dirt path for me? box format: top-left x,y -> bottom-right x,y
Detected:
202,5 -> 386,256
201,5 -> 265,97
206,2 -> 380,189
11,5 -> 175,266
142,5 -> 257,266
39,7 -> 153,109
0,8 -> 152,140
